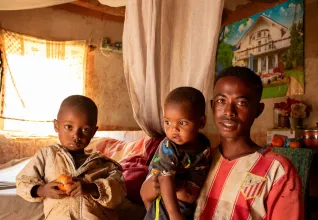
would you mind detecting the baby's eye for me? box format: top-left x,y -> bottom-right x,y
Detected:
164,120 -> 171,125
64,125 -> 72,130
179,121 -> 188,126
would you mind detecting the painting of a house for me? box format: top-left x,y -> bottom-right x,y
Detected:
216,0 -> 304,99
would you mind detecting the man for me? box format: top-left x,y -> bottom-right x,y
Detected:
141,66 -> 304,220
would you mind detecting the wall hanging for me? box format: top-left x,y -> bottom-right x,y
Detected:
216,0 -> 304,98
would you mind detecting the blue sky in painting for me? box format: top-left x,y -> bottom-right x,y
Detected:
224,0 -> 304,46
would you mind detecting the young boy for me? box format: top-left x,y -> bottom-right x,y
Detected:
142,87 -> 211,220
16,95 -> 126,220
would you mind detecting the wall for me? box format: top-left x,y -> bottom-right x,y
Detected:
0,6 -> 140,130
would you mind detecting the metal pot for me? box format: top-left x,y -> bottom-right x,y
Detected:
302,123 -> 318,148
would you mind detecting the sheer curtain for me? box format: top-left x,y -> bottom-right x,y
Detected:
123,0 -> 224,137
0,29 -> 87,133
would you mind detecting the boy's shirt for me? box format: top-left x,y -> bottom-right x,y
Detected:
194,147 -> 304,220
16,144 -> 126,220
149,133 -> 211,189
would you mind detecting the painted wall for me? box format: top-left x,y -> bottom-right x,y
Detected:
0,6 -> 140,130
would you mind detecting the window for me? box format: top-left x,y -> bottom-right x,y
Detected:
268,41 -> 272,50
265,40 -> 267,51
0,30 -> 87,134
258,41 -> 261,52
261,57 -> 266,72
268,55 -> 276,70
257,32 -> 261,38
253,58 -> 258,73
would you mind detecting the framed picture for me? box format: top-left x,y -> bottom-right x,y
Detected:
216,0 -> 304,99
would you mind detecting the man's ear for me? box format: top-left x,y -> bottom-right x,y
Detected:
256,103 -> 265,118
200,115 -> 207,129
53,119 -> 58,132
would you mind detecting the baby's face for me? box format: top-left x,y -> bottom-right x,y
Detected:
54,106 -> 97,152
163,102 -> 204,145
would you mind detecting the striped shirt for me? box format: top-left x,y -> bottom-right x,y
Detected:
194,147 -> 304,220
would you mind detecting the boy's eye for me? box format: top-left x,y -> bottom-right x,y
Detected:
64,125 -> 72,130
82,128 -> 91,134
179,121 -> 187,126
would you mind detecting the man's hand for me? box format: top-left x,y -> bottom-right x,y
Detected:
140,175 -> 161,210
151,175 -> 161,194
66,177 -> 99,197
36,182 -> 67,199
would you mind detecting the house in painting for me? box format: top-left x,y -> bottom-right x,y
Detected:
233,15 -> 291,83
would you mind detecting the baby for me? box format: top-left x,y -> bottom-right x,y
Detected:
16,95 -> 126,220
142,87 -> 211,220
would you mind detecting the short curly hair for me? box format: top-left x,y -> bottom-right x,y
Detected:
164,87 -> 206,117
58,95 -> 98,125
214,66 -> 263,101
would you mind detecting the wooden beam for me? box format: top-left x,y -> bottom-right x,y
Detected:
54,1 -> 124,22
71,0 -> 125,19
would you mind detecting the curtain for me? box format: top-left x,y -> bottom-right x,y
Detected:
0,29 -> 87,133
123,0 -> 224,137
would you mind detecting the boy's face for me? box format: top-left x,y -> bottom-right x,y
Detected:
212,76 -> 264,140
54,106 -> 98,152
163,102 -> 206,145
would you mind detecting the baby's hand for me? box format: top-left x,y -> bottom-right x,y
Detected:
37,181 -> 67,199
66,177 -> 99,197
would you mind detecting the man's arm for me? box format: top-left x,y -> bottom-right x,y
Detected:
266,162 -> 304,220
140,175 -> 160,210
159,175 -> 184,220
176,183 -> 200,204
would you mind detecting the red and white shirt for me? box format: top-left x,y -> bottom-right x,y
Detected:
194,147 -> 304,220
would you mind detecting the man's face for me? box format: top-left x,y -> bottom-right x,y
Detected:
212,76 -> 263,140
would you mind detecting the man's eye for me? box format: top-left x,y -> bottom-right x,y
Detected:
179,121 -> 187,126
64,125 -> 72,130
216,99 -> 225,104
237,100 -> 248,106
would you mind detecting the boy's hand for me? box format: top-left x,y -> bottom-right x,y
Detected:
36,182 -> 67,199
66,177 -> 99,197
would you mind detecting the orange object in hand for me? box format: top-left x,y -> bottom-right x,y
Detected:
56,174 -> 74,191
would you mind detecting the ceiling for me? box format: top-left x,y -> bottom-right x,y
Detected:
61,0 -> 282,23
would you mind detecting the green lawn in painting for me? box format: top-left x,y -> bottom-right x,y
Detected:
284,69 -> 304,87
262,84 -> 289,99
